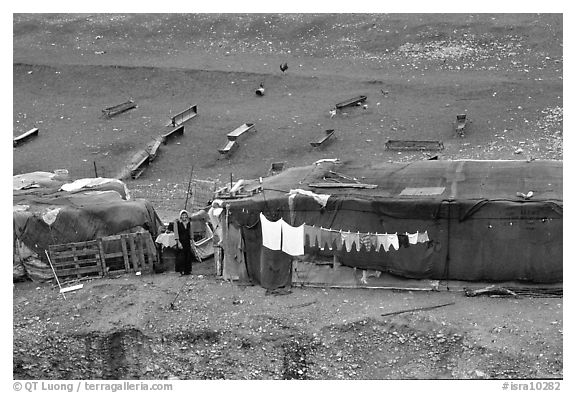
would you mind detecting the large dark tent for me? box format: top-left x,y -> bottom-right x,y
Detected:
219,160 -> 562,290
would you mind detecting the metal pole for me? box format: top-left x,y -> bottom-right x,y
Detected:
184,164 -> 194,211
93,161 -> 99,177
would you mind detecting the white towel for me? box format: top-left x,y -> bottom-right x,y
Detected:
281,221 -> 305,256
260,213 -> 282,250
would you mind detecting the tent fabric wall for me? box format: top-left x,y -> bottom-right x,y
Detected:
13,176 -> 163,282
222,160 -> 562,289
13,198 -> 162,257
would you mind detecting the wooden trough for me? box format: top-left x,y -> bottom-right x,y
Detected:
227,123 -> 256,141
455,114 -> 467,136
335,95 -> 367,110
13,128 -> 39,147
129,150 -> 150,179
218,123 -> 256,156
269,162 -> 286,175
161,125 -> 184,144
310,129 -> 335,148
218,140 -> 239,155
169,105 -> 197,127
385,140 -> 445,151
146,137 -> 163,162
48,231 -> 157,280
102,100 -> 137,118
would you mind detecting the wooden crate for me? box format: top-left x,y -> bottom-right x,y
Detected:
48,232 -> 157,280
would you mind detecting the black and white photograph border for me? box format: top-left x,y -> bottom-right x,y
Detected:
5,1 -> 572,391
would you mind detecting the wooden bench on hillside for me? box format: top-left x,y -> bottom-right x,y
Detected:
310,129 -> 336,148
335,95 -> 367,110
13,128 -> 39,147
102,100 -> 137,118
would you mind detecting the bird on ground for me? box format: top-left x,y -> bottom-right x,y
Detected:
280,62 -> 288,73
329,108 -> 337,118
255,83 -> 265,96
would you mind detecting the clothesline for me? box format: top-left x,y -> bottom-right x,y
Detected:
259,212 -> 430,257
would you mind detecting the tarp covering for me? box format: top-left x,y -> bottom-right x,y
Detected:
223,160 -> 562,289
13,174 -> 162,281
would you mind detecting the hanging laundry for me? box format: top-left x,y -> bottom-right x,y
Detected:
398,234 -> 410,248
407,232 -> 419,245
384,233 -> 399,251
341,231 -> 360,252
260,213 -> 282,251
304,225 -> 321,248
417,231 -> 430,243
376,234 -> 386,252
360,233 -> 377,252
281,221 -> 304,256
333,231 -> 344,251
320,228 -> 340,250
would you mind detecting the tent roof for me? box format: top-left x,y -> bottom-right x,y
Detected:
245,160 -> 562,203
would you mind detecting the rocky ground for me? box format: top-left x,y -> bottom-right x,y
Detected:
13,264 -> 563,380
12,13 -> 563,381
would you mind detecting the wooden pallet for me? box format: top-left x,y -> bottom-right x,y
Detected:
48,232 -> 157,280
13,128 -> 39,147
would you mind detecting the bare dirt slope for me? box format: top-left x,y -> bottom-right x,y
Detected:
13,264 -> 562,380
12,13 -> 563,380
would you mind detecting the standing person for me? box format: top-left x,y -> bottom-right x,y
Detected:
208,200 -> 225,275
174,210 -> 193,276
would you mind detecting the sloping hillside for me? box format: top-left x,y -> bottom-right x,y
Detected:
13,13 -> 562,217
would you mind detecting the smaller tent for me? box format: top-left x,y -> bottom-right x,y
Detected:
13,173 -> 163,281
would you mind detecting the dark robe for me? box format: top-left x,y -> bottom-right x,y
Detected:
174,219 -> 194,274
